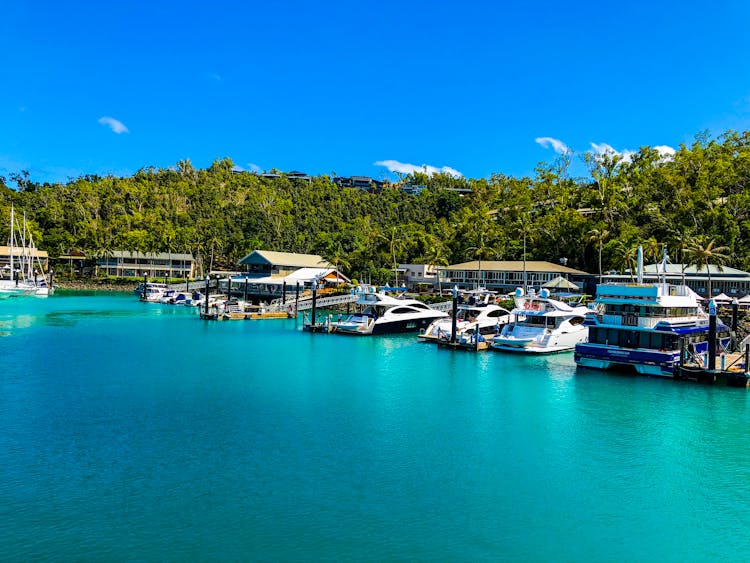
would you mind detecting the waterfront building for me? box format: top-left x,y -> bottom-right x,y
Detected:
0,245 -> 49,271
233,250 -> 349,300
602,264 -> 750,298
97,251 -> 196,278
399,263 -> 438,289
238,250 -> 331,276
441,260 -> 591,293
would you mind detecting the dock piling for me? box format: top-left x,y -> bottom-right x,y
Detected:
204,275 -> 210,317
295,282 -> 300,317
311,281 -> 318,326
451,285 -> 458,344
708,299 -> 717,371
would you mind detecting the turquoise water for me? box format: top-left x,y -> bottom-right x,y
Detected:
2,293 -> 750,561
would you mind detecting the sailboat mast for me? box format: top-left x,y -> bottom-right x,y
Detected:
23,210 -> 31,281
9,205 -> 14,281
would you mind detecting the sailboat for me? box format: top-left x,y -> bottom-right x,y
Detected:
0,206 -> 54,297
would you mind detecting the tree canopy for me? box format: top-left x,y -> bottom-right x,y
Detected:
2,130 -> 750,282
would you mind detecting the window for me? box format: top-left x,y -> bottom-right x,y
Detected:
390,307 -> 415,315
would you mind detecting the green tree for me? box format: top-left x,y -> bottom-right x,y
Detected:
685,236 -> 730,297
587,228 -> 610,283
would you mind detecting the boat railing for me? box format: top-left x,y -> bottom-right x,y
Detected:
600,313 -> 705,329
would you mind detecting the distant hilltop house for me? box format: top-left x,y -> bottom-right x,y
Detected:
441,260 -> 591,293
603,263 -> 750,298
97,251 -> 196,279
232,168 -> 470,195
333,176 -> 387,191
233,250 -> 350,299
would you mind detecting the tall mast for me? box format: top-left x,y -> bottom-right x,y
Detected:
9,205 -> 14,281
22,210 -> 30,281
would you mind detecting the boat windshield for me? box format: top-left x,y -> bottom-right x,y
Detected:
457,308 -> 482,321
523,316 -> 559,328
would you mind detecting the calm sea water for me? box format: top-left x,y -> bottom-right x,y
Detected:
1,292 -> 750,561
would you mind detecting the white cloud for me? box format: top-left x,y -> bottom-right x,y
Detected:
98,116 -> 129,134
654,145 -> 676,160
247,163 -> 262,173
590,142 -> 677,164
374,159 -> 462,178
590,142 -> 617,156
589,142 -> 634,164
535,137 -> 570,154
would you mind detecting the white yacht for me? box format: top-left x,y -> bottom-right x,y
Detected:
332,286 -> 448,335
491,288 -> 589,353
419,290 -> 512,343
137,282 -> 170,302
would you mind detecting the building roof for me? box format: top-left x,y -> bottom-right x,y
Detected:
110,250 -> 194,260
0,245 -> 49,258
445,260 -> 589,275
642,263 -> 749,277
238,250 -> 330,268
231,267 -> 348,285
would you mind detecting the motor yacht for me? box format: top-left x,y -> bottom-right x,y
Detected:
333,286 -> 447,335
491,288 -> 588,353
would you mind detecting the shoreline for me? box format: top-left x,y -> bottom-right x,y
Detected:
55,280 -> 139,292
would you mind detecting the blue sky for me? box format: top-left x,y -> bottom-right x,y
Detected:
3,1 -> 750,185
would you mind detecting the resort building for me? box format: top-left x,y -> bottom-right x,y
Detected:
0,245 -> 49,271
603,264 -> 750,298
440,260 -> 591,293
399,263 -> 438,289
232,249 -> 349,300
97,251 -> 196,278
238,250 -> 332,276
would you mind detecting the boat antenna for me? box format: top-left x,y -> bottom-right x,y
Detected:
661,245 -> 668,285
637,245 -> 643,284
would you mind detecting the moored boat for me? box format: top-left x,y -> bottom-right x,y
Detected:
419,289 -> 511,343
574,248 -> 730,377
332,286 -> 447,335
491,288 -> 588,353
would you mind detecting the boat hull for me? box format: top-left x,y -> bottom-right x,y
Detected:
574,343 -> 680,377
492,329 -> 587,354
336,315 -> 441,336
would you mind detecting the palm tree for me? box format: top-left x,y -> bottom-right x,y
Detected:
665,225 -> 693,285
643,237 -> 662,266
426,242 -> 449,296
587,228 -> 610,283
378,226 -> 405,286
685,236 -> 730,297
612,240 -> 638,282
466,232 -> 499,289
323,241 -> 350,288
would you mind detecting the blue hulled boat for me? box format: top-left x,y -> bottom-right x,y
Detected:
574,250 -> 730,377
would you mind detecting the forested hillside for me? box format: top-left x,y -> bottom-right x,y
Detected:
2,130 -> 749,282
